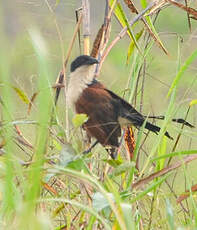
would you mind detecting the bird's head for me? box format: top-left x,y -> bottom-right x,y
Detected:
70,55 -> 99,72
67,55 -> 99,108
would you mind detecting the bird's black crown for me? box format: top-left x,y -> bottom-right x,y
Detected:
70,55 -> 99,72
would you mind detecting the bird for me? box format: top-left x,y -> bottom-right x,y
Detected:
66,55 -> 194,158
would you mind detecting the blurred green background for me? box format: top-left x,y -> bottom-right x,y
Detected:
1,1 -> 197,229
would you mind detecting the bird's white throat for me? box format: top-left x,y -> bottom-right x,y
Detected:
66,65 -> 95,109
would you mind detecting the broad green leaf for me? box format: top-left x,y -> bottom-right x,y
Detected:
12,86 -> 30,104
190,99 -> 197,106
167,49 -> 197,97
93,192 -> 135,228
67,158 -> 90,174
92,192 -> 114,211
59,143 -> 76,166
72,113 -> 88,128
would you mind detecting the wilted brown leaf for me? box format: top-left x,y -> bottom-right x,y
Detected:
54,71 -> 64,105
91,24 -> 105,58
123,0 -> 138,14
124,127 -> 135,160
42,182 -> 58,195
28,92 -> 38,115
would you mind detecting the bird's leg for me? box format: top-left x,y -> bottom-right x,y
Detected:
105,129 -> 126,159
83,140 -> 99,154
106,147 -> 118,159
109,129 -> 127,159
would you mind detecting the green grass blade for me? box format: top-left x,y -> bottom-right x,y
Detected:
116,2 -> 141,53
152,150 -> 197,162
130,174 -> 170,203
167,49 -> 197,98
140,0 -> 168,55
22,29 -> 53,225
156,136 -> 167,170
127,29 -> 144,64
140,88 -> 176,177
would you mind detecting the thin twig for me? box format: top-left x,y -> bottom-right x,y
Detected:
56,14 -> 83,140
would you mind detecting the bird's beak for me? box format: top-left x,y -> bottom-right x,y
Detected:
87,57 -> 99,65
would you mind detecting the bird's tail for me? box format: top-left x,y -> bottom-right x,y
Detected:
144,115 -> 194,128
145,122 -> 173,140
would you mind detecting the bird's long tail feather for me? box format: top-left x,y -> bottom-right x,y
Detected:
144,115 -> 194,128
145,122 -> 173,140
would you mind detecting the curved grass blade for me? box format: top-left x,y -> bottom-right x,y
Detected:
152,150 -> 197,162
130,174 -> 170,203
167,49 -> 197,98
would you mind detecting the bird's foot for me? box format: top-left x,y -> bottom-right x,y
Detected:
82,140 -> 99,155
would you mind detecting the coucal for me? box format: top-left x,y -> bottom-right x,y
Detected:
66,55 -> 194,158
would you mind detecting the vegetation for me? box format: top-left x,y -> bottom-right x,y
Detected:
0,0 -> 197,229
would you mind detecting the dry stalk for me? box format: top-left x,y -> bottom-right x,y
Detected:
82,0 -> 90,55
132,154 -> 197,190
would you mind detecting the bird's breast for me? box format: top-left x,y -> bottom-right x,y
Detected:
66,66 -> 95,109
66,81 -> 85,109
